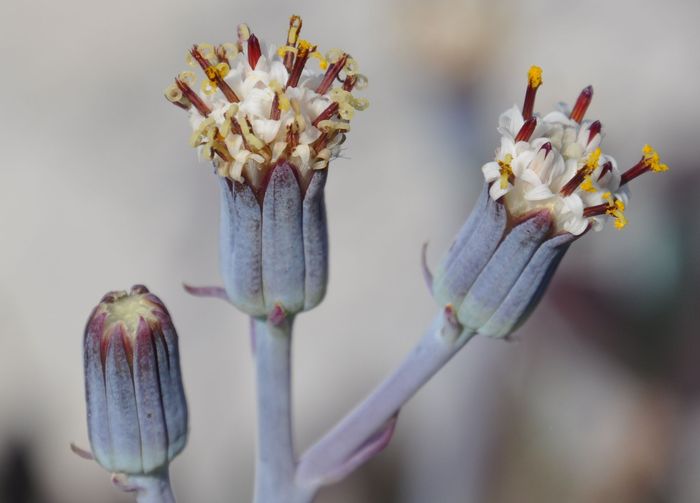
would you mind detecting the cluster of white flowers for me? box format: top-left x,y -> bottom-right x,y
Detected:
481,67 -> 667,236
166,17 -> 367,189
482,104 -> 623,235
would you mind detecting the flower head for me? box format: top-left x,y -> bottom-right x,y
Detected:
165,15 -> 368,191
481,66 -> 668,235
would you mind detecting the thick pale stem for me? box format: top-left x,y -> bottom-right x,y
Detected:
297,314 -> 475,488
126,469 -> 176,503
252,316 -> 313,503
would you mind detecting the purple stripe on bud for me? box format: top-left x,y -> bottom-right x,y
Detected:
478,232 -> 577,338
219,177 -> 265,315
458,210 -> 553,329
158,323 -> 188,459
262,162 -> 305,313
432,184 -> 506,307
84,311 -> 112,468
105,324 -> 142,473
134,318 -> 168,473
302,169 -> 329,310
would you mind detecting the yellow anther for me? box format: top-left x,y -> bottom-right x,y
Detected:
190,118 -> 216,148
222,42 -> 239,59
290,99 -> 306,132
339,105 -> 355,121
277,45 -> 297,58
237,118 -> 264,151
201,79 -> 217,95
329,89 -> 369,111
204,67 -> 218,81
325,48 -> 344,65
269,80 -> 291,112
287,15 -> 302,45
197,43 -> 216,62
642,144 -> 669,173
498,154 -> 514,190
297,39 -> 315,52
310,51 -> 328,70
238,23 -> 251,42
528,66 -> 543,88
584,147 -> 602,174
215,62 -> 230,78
580,175 -> 597,193
164,84 -> 183,103
353,74 -> 369,90
603,192 -> 627,230
219,105 -> 239,137
344,58 -> 358,76
317,120 -> 351,132
178,71 -> 196,85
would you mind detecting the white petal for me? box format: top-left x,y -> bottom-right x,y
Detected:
239,88 -> 274,118
524,184 -> 554,201
252,119 -> 282,143
489,181 -> 510,200
482,162 -> 501,182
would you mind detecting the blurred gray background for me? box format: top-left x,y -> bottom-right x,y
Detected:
1,0 -> 699,501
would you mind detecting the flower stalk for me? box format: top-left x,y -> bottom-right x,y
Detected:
297,308 -> 471,488
251,311 -> 308,503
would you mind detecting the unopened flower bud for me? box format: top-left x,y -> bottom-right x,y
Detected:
83,285 -> 188,474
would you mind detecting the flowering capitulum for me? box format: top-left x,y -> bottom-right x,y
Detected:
481,66 -> 669,235
165,15 -> 368,194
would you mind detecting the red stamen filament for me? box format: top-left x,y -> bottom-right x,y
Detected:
583,202 -> 611,218
316,54 -> 348,95
270,94 -> 281,120
620,158 -> 648,186
514,117 -> 537,142
561,159 -> 610,196
190,47 -> 239,103
570,85 -> 593,123
215,45 -> 229,66
284,16 -> 303,72
286,124 -> 300,152
175,78 -> 211,117
342,75 -> 357,92
312,102 -> 339,127
522,85 -> 539,120
286,44 -> 314,88
312,132 -> 329,152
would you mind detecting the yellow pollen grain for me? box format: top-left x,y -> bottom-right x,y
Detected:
603,193 -> 627,230
528,66 -> 543,88
277,46 -> 297,58
269,80 -> 291,111
297,39 -> 315,53
580,176 -> 597,193
642,144 -> 669,173
584,148 -> 602,173
498,154 -> 514,190
287,15 -> 302,45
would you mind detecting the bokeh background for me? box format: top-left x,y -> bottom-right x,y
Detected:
1,0 -> 699,501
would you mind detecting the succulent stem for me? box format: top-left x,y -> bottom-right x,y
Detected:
296,312 -> 474,488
